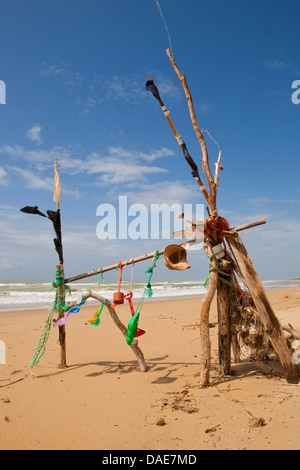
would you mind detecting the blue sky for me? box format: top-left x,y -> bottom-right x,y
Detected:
0,0 -> 300,283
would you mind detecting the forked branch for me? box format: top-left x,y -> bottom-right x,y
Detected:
166,48 -> 217,214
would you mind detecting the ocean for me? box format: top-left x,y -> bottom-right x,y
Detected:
0,279 -> 299,312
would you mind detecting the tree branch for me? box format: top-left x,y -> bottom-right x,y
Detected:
166,48 -> 217,214
67,290 -> 149,372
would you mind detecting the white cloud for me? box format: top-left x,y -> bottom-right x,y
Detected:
40,61 -> 68,78
248,196 -> 300,206
26,124 -> 43,144
198,103 -> 214,114
124,180 -> 200,207
10,167 -> 53,190
50,146 -> 172,185
263,58 -> 289,71
0,167 -> 9,186
263,58 -> 300,75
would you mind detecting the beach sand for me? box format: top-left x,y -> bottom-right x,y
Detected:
0,285 -> 300,450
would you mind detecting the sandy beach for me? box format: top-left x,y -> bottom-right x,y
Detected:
0,285 -> 300,451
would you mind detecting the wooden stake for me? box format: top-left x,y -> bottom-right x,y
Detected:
217,258 -> 233,376
199,238 -> 218,386
56,264 -> 67,368
225,232 -> 299,384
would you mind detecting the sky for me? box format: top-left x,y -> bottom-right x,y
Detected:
0,0 -> 300,283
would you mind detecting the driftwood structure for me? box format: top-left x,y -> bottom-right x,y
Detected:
146,49 -> 299,385
24,46 -> 299,385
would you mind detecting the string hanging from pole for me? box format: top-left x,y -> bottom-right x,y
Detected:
154,0 -> 173,55
126,250 -> 161,345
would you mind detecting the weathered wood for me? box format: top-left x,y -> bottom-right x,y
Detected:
225,218 -> 266,234
67,290 -> 149,372
225,232 -> 299,384
217,258 -> 233,376
66,219 -> 266,285
56,264 -> 67,368
65,249 -> 165,284
199,238 -> 218,386
166,48 -> 217,214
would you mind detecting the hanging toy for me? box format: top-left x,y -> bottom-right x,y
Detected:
124,292 -> 146,338
55,299 -> 85,326
111,261 -> 124,308
126,311 -> 141,345
88,301 -> 107,326
126,251 -> 161,345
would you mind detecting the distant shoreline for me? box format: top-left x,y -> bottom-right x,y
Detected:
0,281 -> 299,313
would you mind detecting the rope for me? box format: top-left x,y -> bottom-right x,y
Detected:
29,301 -> 57,368
111,261 -> 123,309
117,261 -> 123,292
93,268 -> 105,285
206,216 -> 229,242
30,267 -> 68,368
232,270 -> 257,313
155,0 -> 173,54
129,262 -> 135,293
204,252 -> 233,289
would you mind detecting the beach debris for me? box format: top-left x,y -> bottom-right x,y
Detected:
161,390 -> 198,414
205,424 -> 220,433
1,397 -> 10,403
156,417 -> 166,426
0,378 -> 24,388
291,340 -> 300,365
246,410 -> 267,428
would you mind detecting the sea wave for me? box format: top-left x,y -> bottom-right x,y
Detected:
0,279 -> 299,312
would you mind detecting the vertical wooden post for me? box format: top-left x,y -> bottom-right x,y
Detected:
199,239 -> 218,386
56,264 -> 67,368
225,232 -> 299,384
217,258 -> 233,376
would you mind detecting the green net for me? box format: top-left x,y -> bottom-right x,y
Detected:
30,267 -> 68,368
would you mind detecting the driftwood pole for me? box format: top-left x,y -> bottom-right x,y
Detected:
56,264 -> 67,368
166,48 -> 228,385
53,159 -> 67,368
65,249 -> 164,284
217,258 -> 233,376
